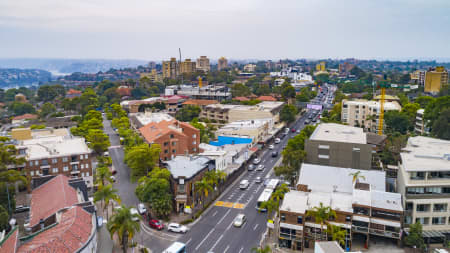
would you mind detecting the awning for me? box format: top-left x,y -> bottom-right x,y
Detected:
329,221 -> 351,229
280,222 -> 303,231
305,222 -> 326,229
353,215 -> 370,223
370,218 -> 401,228
422,230 -> 449,238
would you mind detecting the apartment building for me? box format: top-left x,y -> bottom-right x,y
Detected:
129,112 -> 174,130
14,128 -> 94,187
162,57 -> 179,79
196,56 -> 210,72
305,123 -> 374,170
424,66 -> 448,93
139,119 -> 200,161
244,64 -> 256,72
180,59 -> 196,74
414,109 -> 430,135
341,99 -> 402,132
397,136 -> 450,243
218,57 -> 228,71
278,163 -> 403,251
140,69 -> 163,83
164,156 -> 213,212
215,118 -> 272,145
182,99 -> 218,111
168,84 -> 232,101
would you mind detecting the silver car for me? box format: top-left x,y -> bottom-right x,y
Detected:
233,214 -> 246,227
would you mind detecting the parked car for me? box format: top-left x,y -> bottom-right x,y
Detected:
14,205 -> 30,213
233,214 -> 246,227
248,164 -> 255,171
255,177 -> 262,183
305,119 -> 311,124
268,144 -> 274,150
104,151 -> 109,157
110,176 -> 116,183
149,219 -> 164,230
168,223 -> 188,233
240,180 -> 250,189
291,128 -> 296,133
138,203 -> 147,215
111,167 -> 117,175
130,208 -> 139,221
274,138 -> 281,144
271,151 -> 278,157
257,164 -> 265,171
253,158 -> 261,164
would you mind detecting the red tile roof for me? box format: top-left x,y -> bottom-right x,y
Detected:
67,89 -> 82,95
182,99 -> 218,106
29,175 -> 79,227
139,120 -> 198,144
13,114 -> 38,121
257,96 -> 277,101
18,206 -> 93,253
0,228 -> 18,253
233,97 -> 250,101
117,86 -> 132,97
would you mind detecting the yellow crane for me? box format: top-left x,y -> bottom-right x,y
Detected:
377,87 -> 386,136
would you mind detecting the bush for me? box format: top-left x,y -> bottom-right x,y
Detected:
180,219 -> 193,225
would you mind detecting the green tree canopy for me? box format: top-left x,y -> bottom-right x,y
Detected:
125,144 -> 161,181
37,85 -> 65,101
86,129 -> 110,154
231,83 -> 251,97
404,222 -> 425,250
384,110 -> 410,134
39,102 -> 56,118
107,205 -> 141,253
9,102 -> 36,115
280,104 -> 298,123
175,105 -> 201,122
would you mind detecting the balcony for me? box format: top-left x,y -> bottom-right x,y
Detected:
352,225 -> 369,233
369,228 -> 400,239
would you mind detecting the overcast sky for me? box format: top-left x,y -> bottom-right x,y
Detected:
0,0 -> 449,61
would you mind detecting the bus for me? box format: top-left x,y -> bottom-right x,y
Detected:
266,179 -> 280,190
256,188 -> 274,212
162,242 -> 186,253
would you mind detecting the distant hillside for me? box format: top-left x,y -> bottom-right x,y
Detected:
0,58 -> 148,75
0,68 -> 52,88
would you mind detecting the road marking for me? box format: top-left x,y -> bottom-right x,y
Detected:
212,210 -> 218,217
224,245 -> 230,253
232,203 -> 245,209
215,201 -> 224,207
226,220 -> 233,230
195,228 -> 215,250
209,234 -> 224,252
218,209 -> 231,224
238,246 -> 244,253
223,202 -> 234,208
253,224 -> 259,230
109,145 -> 121,149
185,238 -> 192,245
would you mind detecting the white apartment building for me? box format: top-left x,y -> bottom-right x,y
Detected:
397,136 -> 450,242
341,99 -> 402,133
414,109 -> 430,135
215,118 -> 272,145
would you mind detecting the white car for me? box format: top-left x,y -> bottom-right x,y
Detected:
233,214 -> 246,227
274,138 -> 281,144
253,158 -> 261,165
268,144 -> 274,150
130,208 -> 140,221
240,179 -> 250,189
138,203 -> 147,215
257,164 -> 265,171
168,223 -> 188,233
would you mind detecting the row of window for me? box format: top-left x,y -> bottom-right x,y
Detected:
413,216 -> 448,225
29,163 -> 90,176
407,187 -> 450,194
415,203 -> 448,213
28,154 -> 89,166
410,171 -> 450,180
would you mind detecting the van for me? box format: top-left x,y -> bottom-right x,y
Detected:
240,180 -> 249,189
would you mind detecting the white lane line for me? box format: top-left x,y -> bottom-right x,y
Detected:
212,210 -> 218,217
209,234 -> 224,252
195,228 -> 215,251
238,246 -> 244,253
226,220 -> 233,231
224,245 -> 230,253
253,224 -> 259,231
218,209 -> 231,224
185,238 -> 192,245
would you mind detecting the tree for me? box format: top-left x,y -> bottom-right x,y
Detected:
195,178 -> 213,208
281,83 -> 296,100
349,171 -> 365,184
175,105 -> 201,122
327,225 -> 347,248
404,222 -> 425,250
424,96 -> 450,131
39,102 -> 56,118
37,85 -> 65,101
79,88 -> 99,115
280,104 -> 298,123
135,167 -> 172,218
415,96 -> 434,109
251,245 -> 271,253
94,184 -> 121,219
431,108 -> 450,140
0,206 -> 9,232
95,165 -> 112,186
306,203 -> 336,241
9,102 -> 36,115
384,110 -> 410,134
107,205 -> 141,253
125,144 -> 161,182
86,129 -> 110,154
231,83 -> 251,97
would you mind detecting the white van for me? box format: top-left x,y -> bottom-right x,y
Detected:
239,180 -> 249,189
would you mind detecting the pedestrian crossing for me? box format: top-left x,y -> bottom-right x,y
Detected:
214,201 -> 245,209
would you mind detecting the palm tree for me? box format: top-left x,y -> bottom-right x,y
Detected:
94,184 -> 121,219
215,170 -> 227,191
306,202 -> 336,241
259,199 -> 278,220
204,171 -> 218,187
107,205 -> 141,253
327,224 -> 347,248
251,245 -> 272,253
349,171 -> 365,184
195,178 -> 213,208
95,165 -> 112,186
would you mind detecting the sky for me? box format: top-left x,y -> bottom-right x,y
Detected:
0,0 -> 449,61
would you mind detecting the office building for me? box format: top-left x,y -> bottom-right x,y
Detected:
215,118 -> 273,145
397,136 -> 450,244
218,57 -> 228,71
341,99 -> 402,133
162,57 -> 179,79
424,66 -> 448,93
305,123 -> 374,170
180,59 -> 196,74
278,163 -> 402,251
196,56 -> 210,72
243,64 -> 256,72
316,61 -> 326,72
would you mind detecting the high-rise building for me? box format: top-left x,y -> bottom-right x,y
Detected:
243,64 -> 256,72
218,57 -> 228,71
162,57 -> 179,79
424,66 -> 448,93
196,56 -> 210,72
180,59 -> 196,74
315,61 -> 326,72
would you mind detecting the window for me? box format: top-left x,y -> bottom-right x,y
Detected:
432,217 -> 446,225
85,163 -> 89,168
172,149 -> 176,153
416,217 -> 429,225
81,164 -> 84,169
52,168 -> 58,173
434,204 -> 447,212
164,149 -> 168,154
84,154 -> 88,159
63,166 -> 69,172
410,172 -> 426,180
164,142 -> 169,146
405,202 -> 413,211
35,170 -> 39,175
297,216 -> 303,224
85,172 -> 89,177
80,155 -> 83,160
318,155 -> 329,159
193,148 -> 197,152
318,145 -> 330,149
81,172 -> 85,177
172,142 -> 176,146
193,134 -> 196,138
62,157 -> 68,162
35,161 -> 39,166
280,214 -> 286,222
41,159 -> 48,166
29,161 -> 33,166
30,171 -> 34,176
193,141 -> 196,145
417,204 -> 430,212
52,158 -> 58,164
170,134 -> 174,138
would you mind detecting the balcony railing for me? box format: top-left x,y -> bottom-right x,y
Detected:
352,225 -> 369,233
279,232 -> 303,241
369,228 -> 400,239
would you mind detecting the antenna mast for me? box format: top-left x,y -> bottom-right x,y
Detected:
179,48 -> 183,85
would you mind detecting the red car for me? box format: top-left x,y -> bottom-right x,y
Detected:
149,219 -> 164,230
291,128 -> 296,133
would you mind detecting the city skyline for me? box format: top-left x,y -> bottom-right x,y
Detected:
1,0 -> 449,60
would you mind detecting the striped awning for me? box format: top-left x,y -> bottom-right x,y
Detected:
422,230 -> 450,238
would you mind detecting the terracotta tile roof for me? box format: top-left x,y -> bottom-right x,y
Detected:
182,99 -> 218,106
257,96 -> 277,101
13,114 -> 38,121
233,97 -> 250,101
0,228 -> 18,253
66,89 -> 82,95
139,120 -> 185,143
18,206 -> 93,253
29,175 -> 79,227
117,86 -> 132,96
